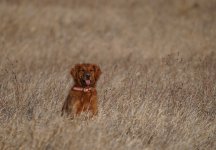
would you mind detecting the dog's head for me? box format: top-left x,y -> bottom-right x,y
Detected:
71,63 -> 102,87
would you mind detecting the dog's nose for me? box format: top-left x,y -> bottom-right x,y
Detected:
85,73 -> 91,79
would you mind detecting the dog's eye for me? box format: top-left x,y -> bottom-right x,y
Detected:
90,70 -> 94,72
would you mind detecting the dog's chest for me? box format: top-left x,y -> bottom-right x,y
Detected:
72,91 -> 93,103
81,93 -> 93,103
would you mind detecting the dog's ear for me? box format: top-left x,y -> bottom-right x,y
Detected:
93,64 -> 102,81
70,67 -> 76,78
70,64 -> 80,79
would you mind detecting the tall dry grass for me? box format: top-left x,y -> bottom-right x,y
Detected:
0,0 -> 216,149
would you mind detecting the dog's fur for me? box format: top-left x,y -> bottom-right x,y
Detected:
62,63 -> 101,118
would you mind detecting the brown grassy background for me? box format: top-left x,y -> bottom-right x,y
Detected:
0,0 -> 216,149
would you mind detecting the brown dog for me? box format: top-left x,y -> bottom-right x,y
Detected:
62,63 -> 102,118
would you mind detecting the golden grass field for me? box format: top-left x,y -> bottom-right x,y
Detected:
0,0 -> 216,149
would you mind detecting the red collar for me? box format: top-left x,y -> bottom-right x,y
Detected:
72,86 -> 94,92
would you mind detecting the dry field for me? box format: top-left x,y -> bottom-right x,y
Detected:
0,0 -> 216,149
